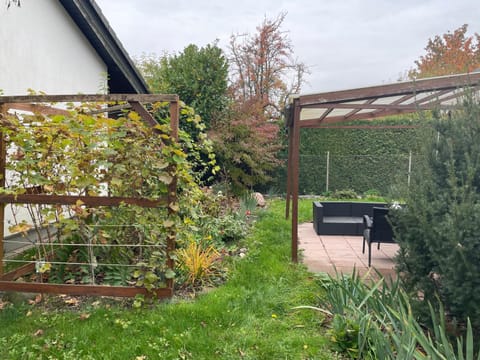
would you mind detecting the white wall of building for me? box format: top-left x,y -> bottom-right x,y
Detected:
0,0 -> 107,95
1,0 -> 108,239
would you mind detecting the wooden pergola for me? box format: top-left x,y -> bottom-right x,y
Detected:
285,71 -> 480,263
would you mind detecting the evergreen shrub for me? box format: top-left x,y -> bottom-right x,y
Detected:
393,97 -> 480,332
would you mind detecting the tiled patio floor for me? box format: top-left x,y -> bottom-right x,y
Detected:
298,222 -> 399,279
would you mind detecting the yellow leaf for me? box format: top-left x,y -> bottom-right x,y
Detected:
79,313 -> 91,320
39,262 -> 51,274
8,222 -> 32,234
43,184 -> 54,192
128,111 -> 141,121
169,202 -> 180,212
163,219 -> 175,228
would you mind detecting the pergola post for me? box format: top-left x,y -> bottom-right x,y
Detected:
166,98 -> 179,290
285,121 -> 294,219
291,99 -> 301,263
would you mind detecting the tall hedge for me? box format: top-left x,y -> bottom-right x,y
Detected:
272,116 -> 427,195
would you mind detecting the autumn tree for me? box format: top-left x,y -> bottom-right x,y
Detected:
228,12 -> 307,120
410,24 -> 480,79
210,101 -> 282,194
209,12 -> 307,193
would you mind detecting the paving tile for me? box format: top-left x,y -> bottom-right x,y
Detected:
298,222 -> 398,278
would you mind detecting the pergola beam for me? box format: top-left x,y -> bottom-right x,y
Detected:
298,72 -> 480,106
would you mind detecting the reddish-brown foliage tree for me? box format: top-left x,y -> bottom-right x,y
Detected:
410,24 -> 480,79
210,12 -> 306,193
228,12 -> 307,121
210,100 -> 282,194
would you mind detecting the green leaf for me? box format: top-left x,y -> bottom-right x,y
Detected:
156,161 -> 169,170
165,269 -> 176,279
144,271 -> 158,284
110,177 -> 123,187
172,154 -> 185,163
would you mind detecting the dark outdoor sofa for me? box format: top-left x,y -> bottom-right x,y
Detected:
313,201 -> 387,236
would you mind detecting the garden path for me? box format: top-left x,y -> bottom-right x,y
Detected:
298,222 -> 399,279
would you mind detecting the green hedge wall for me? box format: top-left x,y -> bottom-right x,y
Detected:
272,116 -> 429,195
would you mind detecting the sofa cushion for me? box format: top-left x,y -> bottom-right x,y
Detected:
321,202 -> 353,216
323,216 -> 363,224
351,202 -> 387,217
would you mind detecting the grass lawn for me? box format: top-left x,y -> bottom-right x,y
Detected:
0,199 -> 340,359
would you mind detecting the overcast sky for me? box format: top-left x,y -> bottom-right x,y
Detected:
95,0 -> 480,94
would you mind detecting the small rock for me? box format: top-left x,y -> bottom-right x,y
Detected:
253,192 -> 266,207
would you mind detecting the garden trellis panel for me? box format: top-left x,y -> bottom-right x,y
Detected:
0,94 -> 179,298
285,71 -> 480,263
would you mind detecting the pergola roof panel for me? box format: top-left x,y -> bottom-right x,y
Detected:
292,71 -> 480,128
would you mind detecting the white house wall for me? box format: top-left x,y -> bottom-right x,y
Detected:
0,0 -> 108,95
1,0 -> 109,239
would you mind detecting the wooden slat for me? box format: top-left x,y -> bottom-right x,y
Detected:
299,104 -> 452,127
0,281 -> 173,298
302,103 -> 456,111
301,125 -> 418,129
0,194 -> 167,208
4,103 -> 71,116
0,263 -> 35,281
87,103 -> 131,115
129,101 -> 158,127
342,99 -> 376,120
0,94 -> 179,104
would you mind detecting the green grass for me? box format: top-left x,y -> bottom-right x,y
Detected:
0,200 -> 338,359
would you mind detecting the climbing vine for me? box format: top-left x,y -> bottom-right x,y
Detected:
0,99 -> 212,291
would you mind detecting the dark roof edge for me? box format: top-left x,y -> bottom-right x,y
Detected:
59,0 -> 149,94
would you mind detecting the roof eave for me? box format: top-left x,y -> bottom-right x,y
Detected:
59,0 -> 149,94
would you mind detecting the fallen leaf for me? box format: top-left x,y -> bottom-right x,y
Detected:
28,294 -> 43,305
33,329 -> 44,337
64,297 -> 80,306
79,313 -> 90,320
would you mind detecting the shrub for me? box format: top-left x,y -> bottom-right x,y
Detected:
393,96 -> 480,332
176,239 -> 223,288
331,189 -> 358,199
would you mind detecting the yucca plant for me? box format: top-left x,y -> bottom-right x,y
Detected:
295,270 -> 480,359
176,240 -> 222,287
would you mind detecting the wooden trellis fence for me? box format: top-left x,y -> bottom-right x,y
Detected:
0,94 -> 179,298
